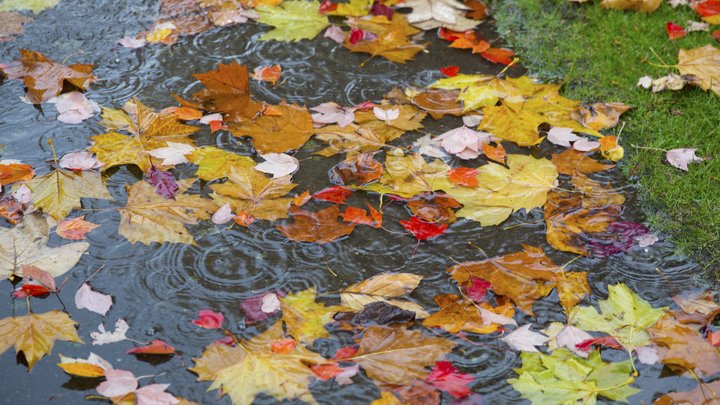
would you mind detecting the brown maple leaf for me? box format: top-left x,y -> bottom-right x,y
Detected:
422,294 -> 514,334
551,149 -> 615,176
408,88 -> 464,119
649,312 -> 720,378
229,103 -> 314,154
406,192 -> 462,224
277,205 -> 356,243
0,49 -> 94,104
329,152 -> 384,186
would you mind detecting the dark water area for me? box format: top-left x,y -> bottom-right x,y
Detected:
0,1 -> 709,404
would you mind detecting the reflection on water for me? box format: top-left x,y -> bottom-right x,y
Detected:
0,1 -> 706,404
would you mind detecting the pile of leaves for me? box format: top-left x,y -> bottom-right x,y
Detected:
0,0 -> 719,404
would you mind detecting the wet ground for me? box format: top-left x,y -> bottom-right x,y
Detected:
0,1 -> 709,404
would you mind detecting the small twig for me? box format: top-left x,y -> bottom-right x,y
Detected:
82,265 -> 106,285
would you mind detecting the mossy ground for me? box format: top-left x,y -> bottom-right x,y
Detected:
491,0 -> 720,271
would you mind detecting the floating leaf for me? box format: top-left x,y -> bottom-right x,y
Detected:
0,311 -> 81,370
280,288 -> 347,342
403,0 -> 479,31
24,168 -> 110,221
211,165 -> 296,221
277,205 -> 356,243
340,273 -> 428,317
185,62 -> 264,121
256,0 -> 329,41
187,146 -> 255,181
229,103 -> 314,154
422,293 -> 514,334
57,353 -> 112,378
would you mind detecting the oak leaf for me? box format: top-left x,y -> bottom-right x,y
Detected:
340,272 -> 428,317
277,205 -> 356,243
0,49 -> 94,103
229,103 -> 314,153
347,325 -> 454,385
448,245 -> 590,314
24,169 -> 110,221
678,45 -> 720,96
0,311 -> 82,370
210,165 -> 296,221
190,322 -> 324,404
90,99 -> 199,172
280,288 -> 347,342
255,0 -> 329,41
0,213 -> 89,280
118,179 -> 216,245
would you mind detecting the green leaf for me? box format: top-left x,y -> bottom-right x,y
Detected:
569,283 -> 667,352
508,349 -> 639,404
0,0 -> 59,13
256,1 -> 329,42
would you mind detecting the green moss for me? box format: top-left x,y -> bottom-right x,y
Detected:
492,0 -> 720,271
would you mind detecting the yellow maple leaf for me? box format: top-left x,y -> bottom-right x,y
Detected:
190,322 -> 323,404
24,169 -> 110,221
361,152 -> 451,198
118,179 -> 216,245
90,99 -> 199,172
187,146 -> 255,181
343,15 -> 427,64
228,103 -> 314,154
0,311 -> 82,370
327,0 -> 372,16
210,165 -> 296,221
678,45 -> 720,96
280,288 -> 347,343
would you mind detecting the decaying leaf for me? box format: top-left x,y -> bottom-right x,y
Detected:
448,245 -> 590,314
211,165 -> 296,221
0,213 -> 89,280
118,179 -> 216,245
340,273 -> 429,317
277,205 -> 356,243
0,311 -> 82,370
654,380 -> 720,405
0,49 -> 94,103
648,312 -> 720,377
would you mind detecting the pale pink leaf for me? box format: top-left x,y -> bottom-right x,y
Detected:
666,148 -> 704,171
211,203 -> 234,225
47,92 -> 100,124
635,345 -> 659,365
635,233 -> 659,247
136,384 -> 180,405
76,283 -> 113,316
12,184 -> 32,204
572,138 -> 601,152
260,293 -> 281,314
462,114 -> 483,127
97,369 -> 138,398
335,364 -> 359,385
554,325 -> 594,358
118,36 -> 147,48
199,113 -> 223,124
435,126 -> 494,159
413,134 -> 447,158
22,265 -> 56,291
478,306 -> 517,327
311,102 -> 355,128
547,127 -> 581,147
324,25 -> 346,44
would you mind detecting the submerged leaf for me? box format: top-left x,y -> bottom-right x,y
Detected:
277,205 -> 356,243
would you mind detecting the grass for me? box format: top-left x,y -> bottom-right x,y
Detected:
491,0 -> 720,272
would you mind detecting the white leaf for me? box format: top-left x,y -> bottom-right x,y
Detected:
547,127 -> 581,147
59,352 -> 113,371
479,306 -> 517,327
211,203 -> 234,225
373,106 -> 400,123
97,369 -> 138,398
199,113 -> 223,124
335,364 -> 359,385
635,233 -> 659,247
254,153 -> 299,178
501,324 -> 549,352
435,126 -> 494,159
76,283 -> 113,316
462,114 -> 483,127
403,0 -> 480,31
413,134 -> 447,158
572,138 -> 600,152
311,102 -> 355,128
260,293 -> 281,314
686,20 -> 709,32
635,345 -> 659,365
91,319 -> 129,345
666,148 -> 704,171
147,142 -> 196,166
554,324 -> 593,357
637,75 -> 653,89
59,151 -> 103,171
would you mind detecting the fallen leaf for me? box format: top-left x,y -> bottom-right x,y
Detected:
24,167 -> 110,221
407,88 -> 464,119
403,0 -> 479,31
280,288 -> 347,342
311,101 -> 355,127
678,45 -> 720,96
666,148 -> 705,171
91,319 -> 129,346
0,161 -> 34,187
97,369 -> 138,398
406,192 -> 462,224
423,293 -> 514,334
0,49 -> 94,103
187,146 -> 255,181
361,152 -> 450,198
128,340 -> 176,355
314,185 -> 352,204
347,325 -> 454,385
47,91 -> 100,124
147,142 -> 196,166
0,0 -> 60,13
252,64 -> 282,84
339,272 -> 428,316
0,12 -> 31,42
277,205 -> 356,243
229,103 -> 314,153
654,379 -> 720,404
600,0 -> 661,12
75,283 -> 112,316
448,167 -> 479,187
481,142 -> 506,164
571,102 -> 631,131
343,15 -> 427,63
193,309 -> 224,329
480,47 -> 515,65
695,0 -> 720,24
90,98 -> 199,172
440,65 -> 460,77
435,125 -> 494,159
0,311 -> 81,370
184,62 -> 264,121
551,149 -> 614,176
254,153 -> 298,178
57,353 -> 112,378
547,126 -> 582,147
448,245 -> 590,314
648,312 -> 720,377
400,216 -> 448,240
210,165 -> 296,221
502,324 -> 550,352
0,213 -> 89,280
426,361 -> 474,398
119,179 -> 216,245
666,22 -> 688,40
58,151 -> 103,171
544,322 -> 594,358
330,152 -> 384,186
570,283 -> 667,352
255,0 -> 329,41
508,349 -> 639,404
21,265 -> 56,291
211,203 -> 233,224
352,301 -> 416,325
